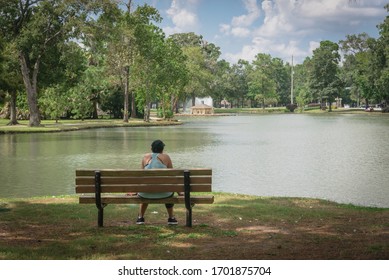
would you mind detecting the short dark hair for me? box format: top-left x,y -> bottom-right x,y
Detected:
151,140 -> 165,153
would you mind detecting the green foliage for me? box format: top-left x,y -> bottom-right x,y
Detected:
39,86 -> 68,121
286,104 -> 298,112
247,54 -> 278,108
0,0 -> 110,126
68,87 -> 93,120
310,40 -> 341,111
99,86 -> 124,119
1,1 -> 389,120
157,108 -> 173,119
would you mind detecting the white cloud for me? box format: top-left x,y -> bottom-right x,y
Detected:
231,0 -> 261,27
257,0 -> 386,37
164,0 -> 200,35
222,0 -> 387,64
231,27 -> 251,37
224,35 -> 310,64
220,0 -> 261,37
224,44 -> 261,63
219,24 -> 231,34
308,41 -> 320,54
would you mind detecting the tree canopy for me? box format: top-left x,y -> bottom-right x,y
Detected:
1,1 -> 389,124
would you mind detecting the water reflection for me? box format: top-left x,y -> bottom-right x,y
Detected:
1,114 -> 388,207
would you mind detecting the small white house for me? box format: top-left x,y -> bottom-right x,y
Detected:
183,96 -> 213,113
190,103 -> 214,115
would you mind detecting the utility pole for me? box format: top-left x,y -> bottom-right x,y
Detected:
291,55 -> 294,104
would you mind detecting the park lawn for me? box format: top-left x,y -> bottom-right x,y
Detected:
0,118 -> 181,133
0,193 -> 388,260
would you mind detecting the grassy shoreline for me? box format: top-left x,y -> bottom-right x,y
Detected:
1,108 -> 387,134
0,193 -> 388,260
0,118 -> 182,134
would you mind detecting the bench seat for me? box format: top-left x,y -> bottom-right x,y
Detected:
75,168 -> 213,227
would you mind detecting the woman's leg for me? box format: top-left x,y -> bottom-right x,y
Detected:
138,203 -> 148,217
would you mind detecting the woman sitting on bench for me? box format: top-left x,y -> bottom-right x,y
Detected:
136,139 -> 181,225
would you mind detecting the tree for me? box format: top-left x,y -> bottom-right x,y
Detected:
0,39 -> 23,124
38,40 -> 88,121
340,33 -> 385,108
0,0 -> 107,126
294,57 -> 314,109
248,54 -> 277,109
310,40 -> 341,111
99,2 -> 164,122
170,33 -> 215,107
104,13 -> 134,122
183,46 -> 213,107
157,38 -> 188,117
210,59 -> 232,108
169,32 -> 204,48
229,60 -> 250,108
271,58 -> 290,106
376,4 -> 389,108
132,22 -> 165,122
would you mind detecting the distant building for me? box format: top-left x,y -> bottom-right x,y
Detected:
194,97 -> 213,107
220,99 -> 231,108
183,96 -> 213,113
190,103 -> 214,115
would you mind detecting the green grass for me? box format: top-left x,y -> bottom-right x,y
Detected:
0,194 -> 388,260
0,118 -> 182,133
214,107 -> 287,114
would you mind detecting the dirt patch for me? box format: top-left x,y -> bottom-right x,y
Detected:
0,196 -> 388,259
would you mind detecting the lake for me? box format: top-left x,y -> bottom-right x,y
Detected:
1,113 -> 388,207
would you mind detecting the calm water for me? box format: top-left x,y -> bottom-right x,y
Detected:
1,114 -> 388,207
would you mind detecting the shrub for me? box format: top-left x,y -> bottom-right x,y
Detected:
157,108 -> 174,119
286,104 -> 298,112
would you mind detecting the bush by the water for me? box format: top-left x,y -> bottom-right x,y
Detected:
286,104 -> 298,112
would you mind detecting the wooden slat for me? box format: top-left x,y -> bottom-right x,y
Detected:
79,195 -> 214,204
75,176 -> 211,186
75,168 -> 213,197
76,168 -> 212,177
75,184 -> 212,194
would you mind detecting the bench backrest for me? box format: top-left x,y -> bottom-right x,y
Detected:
75,168 -> 212,194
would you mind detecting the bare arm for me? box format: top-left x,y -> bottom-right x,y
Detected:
141,153 -> 152,169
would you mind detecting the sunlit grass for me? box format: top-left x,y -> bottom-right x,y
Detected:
0,194 -> 387,260
0,118 -> 181,133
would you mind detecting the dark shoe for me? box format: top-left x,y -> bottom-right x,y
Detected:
136,217 -> 145,225
167,217 -> 178,225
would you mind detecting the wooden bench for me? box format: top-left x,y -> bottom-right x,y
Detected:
75,168 -> 213,227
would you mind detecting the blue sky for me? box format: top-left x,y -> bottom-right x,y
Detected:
136,0 -> 388,64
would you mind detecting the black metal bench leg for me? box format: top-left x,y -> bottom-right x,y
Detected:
184,170 -> 192,227
186,208 -> 192,227
95,170 -> 104,227
98,208 -> 104,227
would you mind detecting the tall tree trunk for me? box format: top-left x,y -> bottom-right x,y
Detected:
92,100 -> 98,119
143,103 -> 151,122
172,96 -> 179,113
19,51 -> 41,127
130,90 -> 136,118
123,66 -> 129,122
192,94 -> 196,106
7,91 -> 19,125
143,82 -> 150,122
